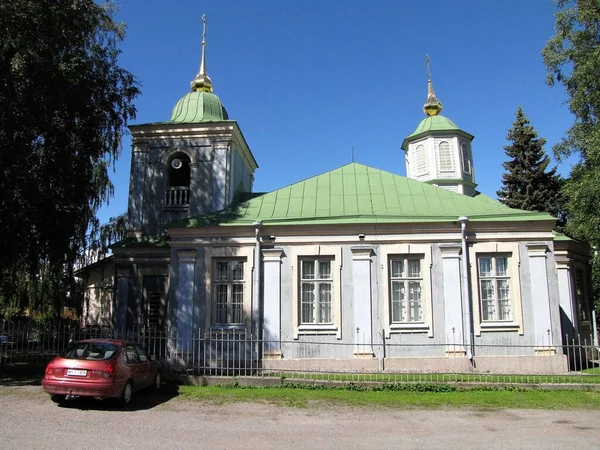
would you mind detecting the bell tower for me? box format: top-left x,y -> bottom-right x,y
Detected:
126,15 -> 258,237
401,56 -> 476,196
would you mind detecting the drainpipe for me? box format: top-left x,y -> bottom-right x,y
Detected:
458,216 -> 474,362
252,221 -> 262,338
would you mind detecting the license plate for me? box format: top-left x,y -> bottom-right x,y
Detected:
66,369 -> 87,377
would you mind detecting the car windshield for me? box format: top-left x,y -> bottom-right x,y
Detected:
62,342 -> 119,361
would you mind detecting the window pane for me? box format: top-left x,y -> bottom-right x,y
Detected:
408,281 -> 422,322
498,297 -> 512,321
438,141 -> 453,171
480,279 -> 494,300
232,261 -> 244,281
415,144 -> 427,174
302,261 -> 315,279
301,283 -> 315,323
391,280 -> 404,322
318,283 -> 332,323
479,258 -> 492,277
231,285 -> 244,323
482,299 -> 495,321
461,143 -> 471,173
215,285 -> 228,323
496,279 -> 510,300
408,260 -> 421,278
391,260 -> 404,278
495,257 -> 508,276
318,261 -> 331,280
216,262 -> 229,281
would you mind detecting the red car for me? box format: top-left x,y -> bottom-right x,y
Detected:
42,339 -> 161,406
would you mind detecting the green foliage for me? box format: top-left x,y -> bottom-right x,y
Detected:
0,1 -> 138,315
496,107 -> 565,228
177,383 -> 600,409
542,0 -> 600,309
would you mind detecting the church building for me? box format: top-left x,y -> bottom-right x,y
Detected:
81,19 -> 594,374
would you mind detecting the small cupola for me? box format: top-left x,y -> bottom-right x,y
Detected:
401,55 -> 477,196
168,15 -> 229,124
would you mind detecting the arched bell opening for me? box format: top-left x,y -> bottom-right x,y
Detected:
165,152 -> 191,207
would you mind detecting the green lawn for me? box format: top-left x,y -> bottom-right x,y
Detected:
177,383 -> 600,409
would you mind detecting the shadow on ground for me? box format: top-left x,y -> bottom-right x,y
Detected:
53,383 -> 180,411
1,367 -> 180,411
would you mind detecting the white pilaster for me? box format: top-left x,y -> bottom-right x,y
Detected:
211,141 -> 229,211
128,141 -> 148,231
555,256 -> 577,335
440,244 -> 465,354
527,244 -> 554,351
262,248 -> 284,357
115,267 -> 130,332
176,250 -> 197,349
351,247 -> 373,357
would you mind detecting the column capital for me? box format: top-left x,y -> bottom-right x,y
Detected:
214,139 -> 230,150
439,243 -> 462,258
350,246 -> 373,260
526,243 -> 548,257
262,247 -> 284,262
177,249 -> 198,263
132,141 -> 149,153
116,267 -> 130,278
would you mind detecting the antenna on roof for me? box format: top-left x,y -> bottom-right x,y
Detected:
352,146 -> 355,162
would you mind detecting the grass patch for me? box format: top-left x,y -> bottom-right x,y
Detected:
177,382 -> 600,410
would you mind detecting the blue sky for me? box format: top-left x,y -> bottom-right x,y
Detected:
100,0 -> 573,224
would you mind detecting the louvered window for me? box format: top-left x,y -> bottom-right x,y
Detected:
438,141 -> 454,171
415,144 -> 428,175
461,143 -> 472,174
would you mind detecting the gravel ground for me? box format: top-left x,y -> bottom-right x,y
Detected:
2,385 -> 600,449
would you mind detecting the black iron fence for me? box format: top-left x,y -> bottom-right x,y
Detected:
1,321 -> 599,384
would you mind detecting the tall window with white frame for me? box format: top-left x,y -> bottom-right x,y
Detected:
415,144 -> 428,176
478,255 -> 512,321
438,141 -> 454,172
213,260 -> 245,326
389,256 -> 423,323
460,143 -> 471,174
300,258 -> 333,325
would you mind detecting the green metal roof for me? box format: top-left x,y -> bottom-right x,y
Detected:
401,115 -> 474,149
168,91 -> 229,123
175,163 -> 553,228
410,115 -> 459,136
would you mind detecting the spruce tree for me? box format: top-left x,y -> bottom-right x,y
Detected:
497,107 -> 565,226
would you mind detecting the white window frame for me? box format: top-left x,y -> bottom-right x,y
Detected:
212,259 -> 245,326
469,243 -> 523,335
299,258 -> 333,325
204,247 -> 253,331
460,142 -> 471,174
291,245 -> 341,338
381,244 -> 432,336
389,257 -> 424,324
438,141 -> 454,172
477,254 -> 512,322
414,144 -> 429,176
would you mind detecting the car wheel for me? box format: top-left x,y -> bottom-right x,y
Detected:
50,394 -> 65,405
152,371 -> 161,391
121,381 -> 133,408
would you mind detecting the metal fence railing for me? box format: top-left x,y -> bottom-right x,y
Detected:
1,321 -> 599,385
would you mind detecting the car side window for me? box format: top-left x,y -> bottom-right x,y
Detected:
135,345 -> 148,362
124,345 -> 140,364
